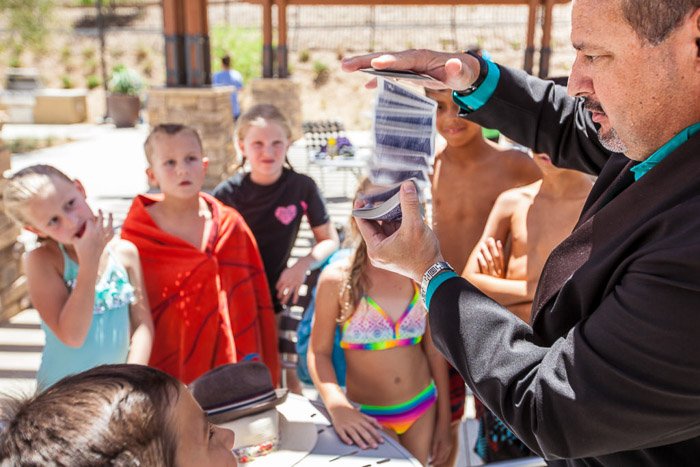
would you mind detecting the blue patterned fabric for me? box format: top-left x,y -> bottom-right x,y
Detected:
36,245 -> 133,391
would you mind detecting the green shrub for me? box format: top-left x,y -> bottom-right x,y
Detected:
81,46 -> 96,61
135,44 -> 149,63
8,54 -> 22,68
84,58 -> 97,75
298,49 -> 311,63
109,65 -> 144,96
86,74 -> 101,90
312,60 -> 329,86
61,75 -> 74,89
60,45 -> 71,62
210,25 -> 262,83
141,59 -> 154,78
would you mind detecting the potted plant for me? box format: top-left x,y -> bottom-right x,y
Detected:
107,65 -> 144,128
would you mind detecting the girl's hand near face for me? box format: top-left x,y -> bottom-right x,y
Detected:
73,210 -> 114,268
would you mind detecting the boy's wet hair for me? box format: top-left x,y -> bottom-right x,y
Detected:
0,364 -> 180,466
3,164 -> 74,226
143,123 -> 203,165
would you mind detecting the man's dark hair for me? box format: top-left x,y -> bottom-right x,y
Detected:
143,123 -> 204,164
0,364 -> 180,466
621,0 -> 700,45
222,54 -> 231,67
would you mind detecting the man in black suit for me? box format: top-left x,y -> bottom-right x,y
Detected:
342,0 -> 700,464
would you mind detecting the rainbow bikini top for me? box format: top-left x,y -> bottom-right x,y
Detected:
340,284 -> 426,351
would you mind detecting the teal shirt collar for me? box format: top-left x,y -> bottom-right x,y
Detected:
630,122 -> 700,181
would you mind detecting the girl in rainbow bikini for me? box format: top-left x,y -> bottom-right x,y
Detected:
308,179 -> 452,465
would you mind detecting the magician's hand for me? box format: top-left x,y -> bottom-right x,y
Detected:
353,181 -> 443,284
341,49 -> 481,92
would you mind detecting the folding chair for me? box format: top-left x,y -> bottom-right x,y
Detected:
278,267 -> 323,389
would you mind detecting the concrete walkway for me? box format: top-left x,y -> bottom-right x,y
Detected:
0,122 -> 483,465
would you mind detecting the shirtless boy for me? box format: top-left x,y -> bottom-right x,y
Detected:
427,88 -> 541,467
464,152 -> 593,323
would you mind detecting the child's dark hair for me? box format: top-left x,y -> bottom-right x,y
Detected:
144,123 -> 203,165
222,54 -> 231,67
0,364 -> 180,466
233,103 -> 294,172
3,164 -> 74,226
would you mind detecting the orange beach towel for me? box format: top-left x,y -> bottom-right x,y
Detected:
122,193 -> 279,385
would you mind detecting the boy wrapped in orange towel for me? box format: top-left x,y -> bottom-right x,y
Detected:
122,124 -> 279,385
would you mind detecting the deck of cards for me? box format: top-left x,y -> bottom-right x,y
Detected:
352,77 -> 436,222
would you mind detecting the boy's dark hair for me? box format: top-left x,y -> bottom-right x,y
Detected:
0,364 -> 180,466
143,123 -> 203,165
222,55 -> 231,67
621,0 -> 699,45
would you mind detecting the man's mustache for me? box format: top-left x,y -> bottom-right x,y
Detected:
583,97 -> 605,114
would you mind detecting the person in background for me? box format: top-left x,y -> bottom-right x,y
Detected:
121,124 -> 279,385
212,54 -> 244,121
2,165 -> 153,392
213,104 -> 339,394
427,87 -> 540,467
0,364 -> 237,466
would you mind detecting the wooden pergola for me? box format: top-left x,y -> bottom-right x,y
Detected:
161,0 -> 570,87
264,0 -> 571,78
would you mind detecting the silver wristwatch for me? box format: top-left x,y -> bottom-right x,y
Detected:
420,261 -> 454,303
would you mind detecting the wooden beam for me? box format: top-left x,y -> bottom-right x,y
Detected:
278,0 -> 289,78
523,0 -> 537,74
539,0 -> 554,77
250,0 -> 570,5
263,0 -> 274,77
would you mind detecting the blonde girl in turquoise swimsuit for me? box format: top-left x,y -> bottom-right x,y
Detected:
308,179 -> 452,465
3,165 -> 154,391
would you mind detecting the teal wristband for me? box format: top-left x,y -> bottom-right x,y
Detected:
424,270 -> 458,310
452,59 -> 501,113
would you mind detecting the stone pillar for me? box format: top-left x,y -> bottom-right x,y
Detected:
247,79 -> 302,141
146,86 -> 235,190
0,132 -> 29,323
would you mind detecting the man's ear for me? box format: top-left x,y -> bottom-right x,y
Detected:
145,167 -> 158,187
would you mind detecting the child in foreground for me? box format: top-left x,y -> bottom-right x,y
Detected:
463,151 -> 592,461
308,179 -> 451,465
213,104 -> 339,392
3,165 -> 153,392
0,364 -> 237,466
427,87 -> 542,466
121,124 -> 279,385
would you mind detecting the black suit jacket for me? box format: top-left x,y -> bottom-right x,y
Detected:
429,65 -> 700,465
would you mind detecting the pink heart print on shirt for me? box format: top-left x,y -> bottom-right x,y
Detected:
275,204 -> 298,225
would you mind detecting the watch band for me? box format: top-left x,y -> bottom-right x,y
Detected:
454,50 -> 488,96
420,261 -> 454,304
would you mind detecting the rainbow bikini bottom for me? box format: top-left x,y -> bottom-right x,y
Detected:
358,381 -> 437,435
